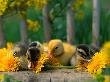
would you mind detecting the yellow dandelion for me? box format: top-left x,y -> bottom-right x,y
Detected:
0,48 -> 7,58
103,42 -> 110,49
0,49 -> 20,72
102,42 -> 110,65
0,0 -> 8,15
48,55 -> 62,66
76,58 -> 89,71
87,49 -> 110,75
6,42 -> 14,50
33,53 -> 49,73
102,42 -> 110,56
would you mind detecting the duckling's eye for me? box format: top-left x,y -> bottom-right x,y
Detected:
14,52 -> 17,55
13,52 -> 17,56
55,46 -> 58,49
78,51 -> 86,58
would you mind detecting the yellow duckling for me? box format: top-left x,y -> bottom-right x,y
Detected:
48,39 -> 76,66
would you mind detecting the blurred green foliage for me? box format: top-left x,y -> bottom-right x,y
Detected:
3,0 -> 110,45
1,74 -> 22,82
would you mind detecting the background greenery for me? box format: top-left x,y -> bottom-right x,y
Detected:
3,0 -> 110,46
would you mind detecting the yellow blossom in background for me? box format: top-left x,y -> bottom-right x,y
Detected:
0,48 -> 20,72
76,11 -> 85,19
87,49 -> 110,75
26,1 -> 34,7
12,1 -> 21,7
72,3 -> 80,11
72,0 -> 85,11
77,0 -> 85,5
27,19 -> 40,31
34,0 -> 48,10
0,0 -> 8,15
33,53 -> 48,73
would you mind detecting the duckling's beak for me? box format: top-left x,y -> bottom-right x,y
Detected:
48,51 -> 53,57
28,61 -> 34,70
28,61 -> 37,70
27,47 -> 40,70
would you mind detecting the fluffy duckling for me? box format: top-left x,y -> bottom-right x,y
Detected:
26,41 -> 44,69
48,39 -> 76,66
71,44 -> 100,70
13,41 -> 45,70
13,43 -> 28,70
13,43 -> 28,57
76,44 -> 99,61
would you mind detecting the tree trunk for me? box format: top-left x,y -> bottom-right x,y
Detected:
0,16 -> 5,48
66,2 -> 75,44
43,4 -> 51,42
20,14 -> 28,44
92,0 -> 100,46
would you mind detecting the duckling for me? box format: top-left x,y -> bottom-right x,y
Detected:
48,39 -> 76,66
76,44 -> 99,61
13,43 -> 28,70
13,42 -> 28,57
70,44 -> 100,70
26,41 -> 44,69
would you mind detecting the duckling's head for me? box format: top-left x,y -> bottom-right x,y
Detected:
26,41 -> 43,69
76,44 -> 90,61
76,44 -> 99,61
13,43 -> 28,57
48,39 -> 64,57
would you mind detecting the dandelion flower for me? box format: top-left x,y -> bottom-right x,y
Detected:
6,42 -> 14,50
102,42 -> 110,66
0,49 -> 20,72
33,53 -> 48,73
103,42 -> 110,49
48,55 -> 62,66
0,48 -> 7,58
87,49 -> 110,75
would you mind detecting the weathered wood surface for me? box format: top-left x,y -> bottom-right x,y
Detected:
0,69 -> 97,82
